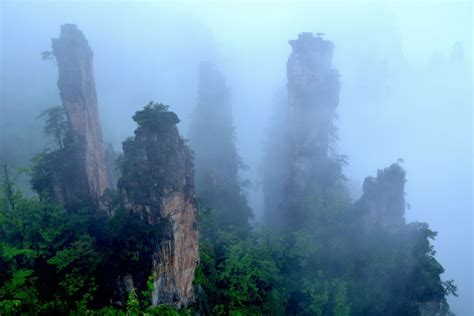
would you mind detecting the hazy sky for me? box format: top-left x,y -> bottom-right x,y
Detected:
1,1 -> 472,314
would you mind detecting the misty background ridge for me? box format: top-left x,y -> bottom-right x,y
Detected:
0,1 -> 472,314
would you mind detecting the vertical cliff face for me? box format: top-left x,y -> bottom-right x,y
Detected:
189,62 -> 251,228
118,103 -> 199,308
357,163 -> 406,231
51,24 -> 108,204
265,33 -> 342,228
286,32 -> 340,200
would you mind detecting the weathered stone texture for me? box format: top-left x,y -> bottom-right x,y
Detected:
152,192 -> 199,307
118,105 -> 199,308
264,33 -> 343,229
51,24 -> 108,204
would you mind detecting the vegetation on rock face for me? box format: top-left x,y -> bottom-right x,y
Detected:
194,161 -> 455,315
116,101 -> 198,309
2,159 -> 454,315
0,36 -> 456,316
0,99 -> 457,316
0,167 -> 187,316
0,103 -> 193,314
38,106 -> 69,150
132,102 -> 173,127
190,34 -> 455,315
119,101 -> 193,202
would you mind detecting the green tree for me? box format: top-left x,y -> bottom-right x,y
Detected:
38,106 -> 68,149
0,165 -> 100,314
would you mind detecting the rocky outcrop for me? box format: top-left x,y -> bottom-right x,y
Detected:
265,33 -> 342,228
286,32 -> 340,200
189,62 -> 251,228
50,24 -> 108,205
356,163 -> 406,231
118,102 -> 199,308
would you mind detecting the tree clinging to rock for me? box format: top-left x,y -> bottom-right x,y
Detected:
32,24 -> 109,207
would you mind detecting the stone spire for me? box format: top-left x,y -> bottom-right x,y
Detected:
286,32 -> 340,198
189,62 -> 251,229
118,103 -> 199,309
51,24 -> 108,204
267,32 -> 342,229
357,163 -> 406,231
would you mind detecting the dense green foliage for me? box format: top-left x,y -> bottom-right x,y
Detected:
196,177 -> 456,315
194,158 -> 455,315
132,101 -> 179,134
2,161 -> 454,315
0,165 -> 100,314
0,166 -> 185,315
0,101 -> 455,315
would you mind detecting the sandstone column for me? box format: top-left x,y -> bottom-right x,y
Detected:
357,163 -> 406,231
52,24 -> 108,204
118,103 -> 199,308
286,32 -> 340,198
189,62 -> 251,229
272,32 -> 342,228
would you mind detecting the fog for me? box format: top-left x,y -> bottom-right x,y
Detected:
1,1 -> 472,314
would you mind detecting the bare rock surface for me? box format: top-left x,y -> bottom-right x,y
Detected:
50,24 -> 108,204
